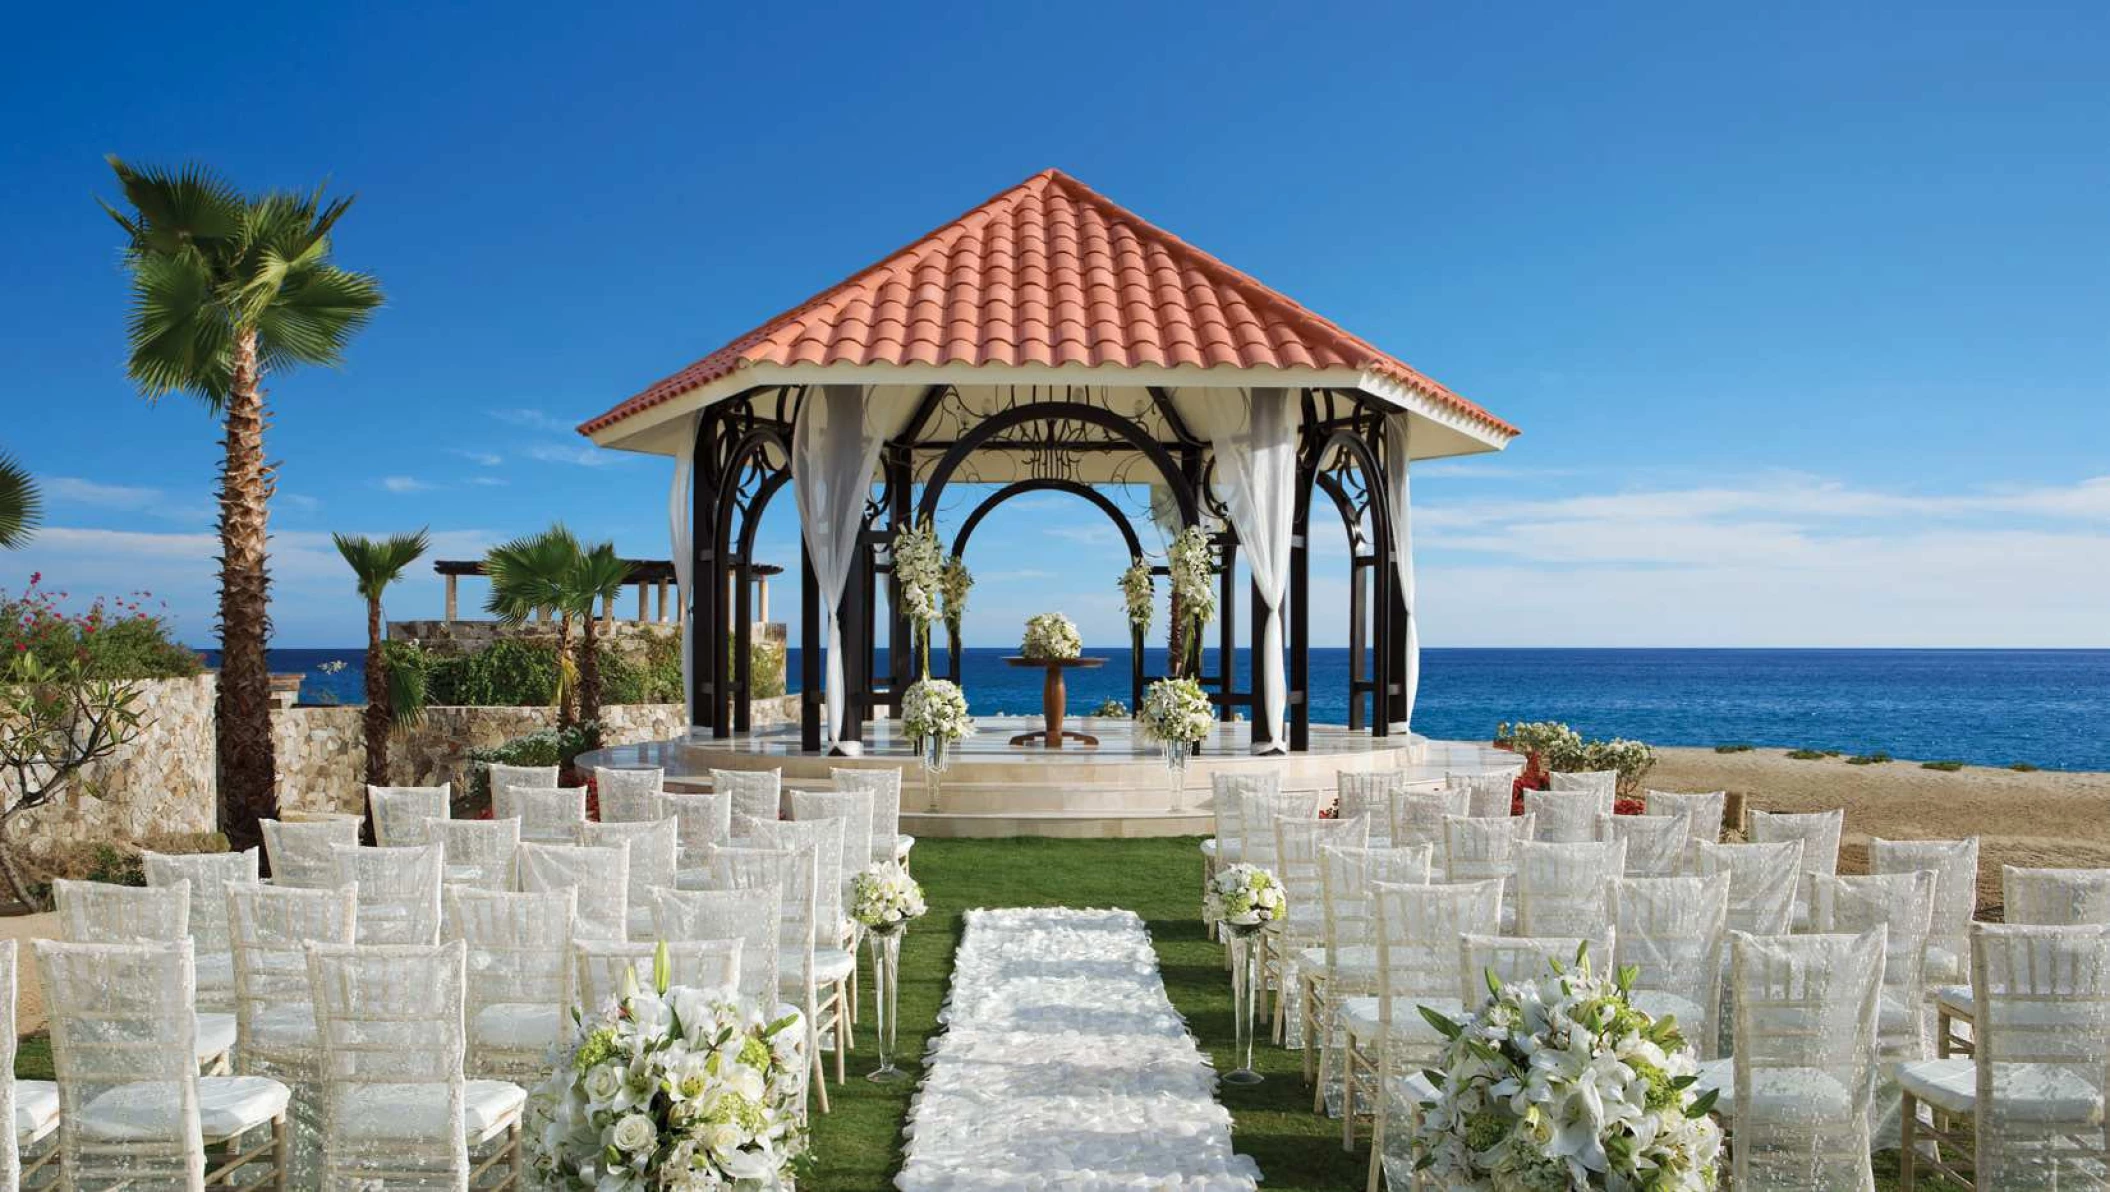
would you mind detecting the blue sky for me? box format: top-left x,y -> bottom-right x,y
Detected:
3,2 -> 2106,648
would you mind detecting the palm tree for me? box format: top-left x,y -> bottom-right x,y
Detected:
0,453 -> 41,549
333,529 -> 429,839
484,525 -> 586,727
103,158 -> 383,856
571,542 -> 634,726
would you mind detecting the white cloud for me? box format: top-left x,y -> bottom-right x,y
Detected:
489,408 -> 574,433
378,476 -> 432,493
467,476 -> 508,487
46,477 -> 162,509
525,444 -> 624,468
453,449 -> 503,467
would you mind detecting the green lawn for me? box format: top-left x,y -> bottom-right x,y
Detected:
10,836 -> 1952,1189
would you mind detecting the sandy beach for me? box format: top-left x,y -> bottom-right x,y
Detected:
1649,747 -> 2110,915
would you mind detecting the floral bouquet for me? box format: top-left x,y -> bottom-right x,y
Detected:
939,556 -> 972,638
902,677 -> 973,745
1117,557 -> 1154,635
1167,526 -> 1218,625
1019,612 -> 1082,660
528,944 -> 808,1191
1410,947 -> 1722,1190
850,862 -> 927,935
1139,676 -> 1214,747
1203,862 -> 1286,935
891,519 -> 946,630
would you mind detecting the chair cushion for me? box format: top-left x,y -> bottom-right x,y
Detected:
1898,1057 -> 2108,1122
1923,944 -> 1964,985
1631,991 -> 1707,1034
1396,1070 -> 1439,1106
1299,945 -> 1380,976
1693,1061 -> 1854,1122
1199,839 -> 1219,858
894,834 -> 915,858
248,1003 -> 318,1051
471,1003 -> 562,1051
77,1075 -> 290,1142
195,1011 -> 237,1063
333,1079 -> 528,1143
813,948 -> 855,985
1342,996 -> 1462,1045
15,1079 -> 58,1140
1935,985 -> 1974,1017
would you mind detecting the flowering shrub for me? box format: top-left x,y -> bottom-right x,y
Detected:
1204,863 -> 1285,930
1019,612 -> 1082,661
850,862 -> 927,933
0,576 -> 199,680
1497,720 -> 1658,797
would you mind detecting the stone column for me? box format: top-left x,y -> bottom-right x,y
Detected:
444,575 -> 458,622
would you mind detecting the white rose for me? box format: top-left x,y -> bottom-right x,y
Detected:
610,1112 -> 657,1154
582,1063 -> 624,1106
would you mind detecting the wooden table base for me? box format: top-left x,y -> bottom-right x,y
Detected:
1004,656 -> 1105,749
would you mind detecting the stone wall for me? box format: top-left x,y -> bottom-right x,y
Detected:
8,675 -> 218,858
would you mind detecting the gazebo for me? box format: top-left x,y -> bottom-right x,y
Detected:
577,169 -> 1517,757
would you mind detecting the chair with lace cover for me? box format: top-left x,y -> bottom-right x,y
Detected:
1549,768 -> 1619,795
1236,789 -> 1321,875
444,886 -> 574,1083
660,792 -> 734,888
1812,871 -> 1937,1142
577,818 -> 678,938
1896,922 -> 2110,1189
1306,844 -> 1432,1102
2003,865 -> 2110,926
1611,874 -> 1731,1059
736,818 -> 856,1039
1387,788 -> 1468,879
228,883 -> 359,1096
5,939 -> 58,1184
1514,839 -> 1626,940
330,844 -> 444,945
1333,772 -> 1400,845
592,765 -> 664,824
713,768 -> 783,828
1598,812 -> 1689,876
260,818 -> 360,889
143,848 -> 260,1016
1460,772 -> 1516,820
1521,787 -> 1609,844
1458,931 -> 1614,998
516,842 -> 629,943
1645,788 -> 1728,852
709,839 -> 844,1111
1346,877 -> 1503,1186
427,817 -> 521,890
54,879 -> 238,1076
1692,839 -> 1804,936
1751,808 -> 1844,930
568,938 -> 743,1017
367,784 -> 451,847
493,785 -> 587,847
1442,814 -> 1534,931
304,940 -> 523,1186
831,766 -> 911,868
1867,837 -> 1979,988
791,787 -> 877,882
651,887 -> 776,1006
483,763 -> 556,792
1203,771 -> 1280,876
37,939 -> 291,1187
1693,927 -> 1886,1191
1268,815 -> 1371,1048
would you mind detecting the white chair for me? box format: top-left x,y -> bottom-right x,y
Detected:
427,817 -> 521,890
1692,839 -> 1804,936
260,817 -> 360,888
1513,839 -> 1625,939
2002,864 -> 2110,926
515,842 -> 629,943
1306,844 -> 1431,1100
790,787 -> 878,878
493,785 -> 587,846
1387,788 -> 1467,877
568,938 -> 743,1018
1345,878 -> 1503,1188
1460,771 -> 1515,819
1598,811 -> 1689,876
1645,789 -> 1727,852
660,790 -> 736,886
1521,787 -> 1609,844
1443,813 -> 1534,931
710,840 -> 845,1112
1269,816 -> 1371,1046
4,937 -> 58,1187
1548,768 -> 1619,795
832,766 -> 911,867
1611,874 -> 1731,1058
1750,808 -> 1844,929
651,887 -> 776,1007
331,843 -> 444,945
1459,931 -> 1614,997
577,818 -> 678,938
483,763 -> 557,792
1237,789 -> 1321,874
53,879 -> 237,1075
445,886 -> 574,1083
1897,923 -> 2110,1190
367,784 -> 450,847
142,848 -> 260,1014
1332,772 -> 1399,844
228,883 -> 359,1089
37,939 -> 290,1187
593,765 -> 665,823
713,767 -> 783,827
1702,927 -> 1886,1191
1812,870 -> 1937,1144
1868,836 -> 1980,986
1202,771 -> 1280,873
304,940 -> 524,1187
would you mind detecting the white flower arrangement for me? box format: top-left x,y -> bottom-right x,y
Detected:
527,944 -> 807,1191
1118,557 -> 1154,634
939,556 -> 972,632
1411,946 -> 1723,1190
1166,526 -> 1217,628
891,519 -> 947,629
850,861 -> 928,934
902,677 -> 974,744
1139,676 -> 1215,746
1203,863 -> 1286,932
1019,612 -> 1082,661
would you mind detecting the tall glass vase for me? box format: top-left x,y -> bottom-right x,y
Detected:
1223,925 -> 1264,1085
866,927 -> 906,1082
921,735 -> 951,812
1162,739 -> 1190,811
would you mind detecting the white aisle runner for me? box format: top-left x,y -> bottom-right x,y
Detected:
896,907 -> 1263,1192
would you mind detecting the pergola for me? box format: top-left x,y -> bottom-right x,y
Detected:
577,170 -> 1518,754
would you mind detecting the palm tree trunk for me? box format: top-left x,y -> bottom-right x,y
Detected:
216,329 -> 278,858
578,613 -> 602,727
360,594 -> 388,844
556,612 -> 577,730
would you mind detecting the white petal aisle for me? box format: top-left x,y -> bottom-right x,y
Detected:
896,907 -> 1262,1192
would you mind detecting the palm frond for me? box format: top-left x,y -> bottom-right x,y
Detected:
380,640 -> 429,733
0,453 -> 43,550
483,524 -> 584,624
103,156 -> 244,257
254,265 -> 382,371
334,529 -> 431,600
573,541 -> 634,606
124,251 -> 235,403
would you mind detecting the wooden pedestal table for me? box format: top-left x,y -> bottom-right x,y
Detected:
1002,655 -> 1106,749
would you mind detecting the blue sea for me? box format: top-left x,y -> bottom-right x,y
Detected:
243,646 -> 2110,772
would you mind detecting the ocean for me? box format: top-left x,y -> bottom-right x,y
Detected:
238,646 -> 2110,772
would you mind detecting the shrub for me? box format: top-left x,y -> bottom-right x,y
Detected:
1714,743 -> 1755,754
1921,760 -> 1966,772
21,830 -> 227,906
1785,748 -> 1829,760
1090,698 -> 1130,717
462,719 -> 603,813
2009,761 -> 2041,773
1846,751 -> 1893,766
1497,720 -> 1656,796
425,638 -> 561,707
0,576 -> 201,679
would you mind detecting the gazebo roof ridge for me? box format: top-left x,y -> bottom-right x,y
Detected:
577,167 -> 1518,442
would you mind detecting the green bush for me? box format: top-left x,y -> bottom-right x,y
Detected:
423,636 -> 685,708
1785,748 -> 1828,760
462,720 -> 603,812
1846,751 -> 1893,766
1714,743 -> 1755,754
2009,761 -> 2041,773
1921,760 -> 1965,772
0,579 -> 201,680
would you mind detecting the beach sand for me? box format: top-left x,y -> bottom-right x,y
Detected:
1648,747 -> 2110,916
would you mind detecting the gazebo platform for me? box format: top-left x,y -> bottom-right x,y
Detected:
578,721 -> 1518,839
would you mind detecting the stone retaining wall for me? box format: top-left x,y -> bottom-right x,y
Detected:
8,675 -> 218,858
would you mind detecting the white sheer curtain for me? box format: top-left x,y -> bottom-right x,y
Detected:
1383,414 -> 1419,731
668,414 -> 698,728
792,384 -> 915,751
1188,386 -> 1295,753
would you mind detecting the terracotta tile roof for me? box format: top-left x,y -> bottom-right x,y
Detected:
578,169 -> 1515,438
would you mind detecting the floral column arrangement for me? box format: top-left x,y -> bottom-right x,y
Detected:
1140,526 -> 1218,795
892,517 -> 974,800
